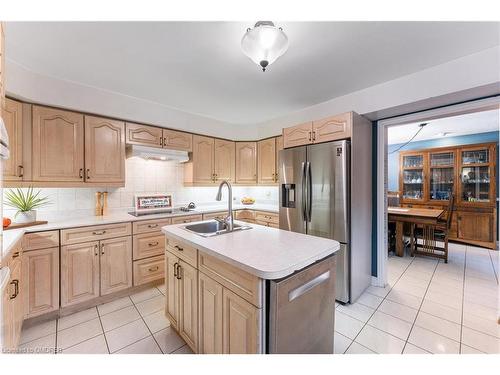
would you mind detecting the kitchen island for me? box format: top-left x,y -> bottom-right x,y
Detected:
162,220 -> 340,354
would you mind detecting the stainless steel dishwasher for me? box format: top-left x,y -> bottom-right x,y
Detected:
268,255 -> 336,353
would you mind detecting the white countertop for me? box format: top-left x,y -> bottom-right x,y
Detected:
162,221 -> 340,280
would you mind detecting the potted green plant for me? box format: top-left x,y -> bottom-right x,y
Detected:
4,187 -> 51,223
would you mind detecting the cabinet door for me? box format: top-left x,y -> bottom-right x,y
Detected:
257,138 -> 276,184
222,288 -> 260,354
125,122 -> 162,148
10,258 -> 23,348
61,241 -> 100,307
235,142 -> 257,184
2,98 -> 23,181
457,211 -> 494,243
84,116 -> 125,183
312,112 -> 351,143
23,247 -> 59,318
162,129 -> 193,152
275,136 -> 283,181
2,270 -> 14,350
32,106 -> 84,182
178,260 -> 198,352
214,139 -> 235,183
165,251 -> 180,328
192,135 -> 215,184
100,237 -> 132,296
198,273 -> 223,354
283,122 -> 312,148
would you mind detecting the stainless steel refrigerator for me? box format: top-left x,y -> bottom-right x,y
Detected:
279,140 -> 369,303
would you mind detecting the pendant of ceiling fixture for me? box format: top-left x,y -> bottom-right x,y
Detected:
241,21 -> 289,72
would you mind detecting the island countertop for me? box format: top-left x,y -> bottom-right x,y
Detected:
162,221 -> 340,279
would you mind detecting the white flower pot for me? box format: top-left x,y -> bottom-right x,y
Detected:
15,210 -> 37,224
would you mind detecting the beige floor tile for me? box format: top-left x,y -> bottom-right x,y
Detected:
424,290 -> 462,310
20,319 -> 57,345
345,342 -> 375,354
355,325 -> 405,354
356,292 -> 383,309
461,327 -> 500,354
463,311 -> 500,338
334,311 -> 365,340
408,326 -> 459,354
392,281 -> 427,298
57,318 -> 103,350
105,319 -> 151,353
364,284 -> 391,298
97,296 -> 133,316
100,305 -> 141,332
154,327 -> 186,354
62,335 -> 109,354
367,311 -> 412,340
460,344 -> 485,354
17,334 -> 57,354
116,336 -> 162,354
420,299 -> 462,324
336,302 -> 375,323
157,284 -> 166,295
172,345 -> 194,354
130,287 -> 161,304
135,295 -> 164,317
334,332 -> 352,354
386,289 -> 422,310
463,301 -> 498,321
403,343 -> 430,354
143,310 -> 171,333
58,307 -> 99,331
414,311 -> 461,342
377,299 -> 418,323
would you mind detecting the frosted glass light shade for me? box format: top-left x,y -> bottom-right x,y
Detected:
241,21 -> 289,71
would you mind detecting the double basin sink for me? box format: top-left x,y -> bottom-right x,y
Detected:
183,220 -> 252,237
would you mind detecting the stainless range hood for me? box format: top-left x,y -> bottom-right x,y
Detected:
126,144 -> 189,162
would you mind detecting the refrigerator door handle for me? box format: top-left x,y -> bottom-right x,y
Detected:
306,161 -> 312,222
301,162 -> 307,220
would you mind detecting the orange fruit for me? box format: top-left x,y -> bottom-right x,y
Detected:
3,217 -> 11,228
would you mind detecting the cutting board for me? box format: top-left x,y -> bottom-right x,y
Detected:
4,221 -> 48,230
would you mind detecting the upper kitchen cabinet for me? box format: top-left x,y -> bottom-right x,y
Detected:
312,112 -> 352,143
32,106 -> 85,182
2,98 -> 24,181
275,136 -> 283,181
192,135 -> 215,184
125,122 -> 163,148
257,138 -> 276,184
214,139 -> 235,183
163,129 -> 193,152
235,142 -> 257,184
0,22 -> 5,109
283,122 -> 313,148
84,116 -> 125,183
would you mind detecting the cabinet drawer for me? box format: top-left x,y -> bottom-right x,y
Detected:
171,214 -> 203,225
133,255 -> 165,286
23,231 -> 59,251
166,236 -> 198,267
234,209 -> 255,221
61,222 -> 132,245
133,233 -> 165,260
255,211 -> 278,224
202,211 -> 227,221
198,253 -> 262,308
133,218 -> 172,234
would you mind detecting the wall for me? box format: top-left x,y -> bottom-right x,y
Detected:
2,158 -> 279,221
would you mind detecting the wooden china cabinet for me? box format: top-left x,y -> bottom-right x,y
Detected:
399,142 -> 497,249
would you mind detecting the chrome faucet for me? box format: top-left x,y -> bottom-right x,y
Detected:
215,180 -> 234,231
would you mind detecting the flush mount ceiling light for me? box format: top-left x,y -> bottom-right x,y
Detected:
241,21 -> 289,72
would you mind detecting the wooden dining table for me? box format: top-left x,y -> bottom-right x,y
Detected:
388,207 -> 444,257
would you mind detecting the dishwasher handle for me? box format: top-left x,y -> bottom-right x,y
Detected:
288,270 -> 331,302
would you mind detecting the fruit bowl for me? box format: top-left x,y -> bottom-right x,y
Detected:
241,197 -> 255,205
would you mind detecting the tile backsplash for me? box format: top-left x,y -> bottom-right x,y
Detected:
2,157 -> 278,220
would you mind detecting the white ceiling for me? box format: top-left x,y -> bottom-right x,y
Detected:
5,22 -> 500,125
387,109 -> 500,145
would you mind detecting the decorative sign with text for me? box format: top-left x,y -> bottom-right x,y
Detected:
134,193 -> 173,213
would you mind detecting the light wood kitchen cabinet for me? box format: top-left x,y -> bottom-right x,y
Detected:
235,142 -> 257,184
283,122 -> 312,148
275,135 -> 283,181
198,272 -> 223,354
84,116 -> 125,183
2,251 -> 23,351
170,214 -> 203,225
192,135 -> 215,184
2,98 -> 24,181
165,250 -> 180,328
133,255 -> 165,286
23,231 -> 59,251
162,129 -> 192,152
132,232 -> 165,260
222,288 -> 260,354
32,106 -> 85,182
178,260 -> 198,351
61,241 -> 100,307
125,122 -> 163,148
214,139 -> 235,182
257,138 -> 276,184
61,222 -> 132,246
23,247 -> 59,318
312,112 -> 352,143
100,236 -> 133,295
202,211 -> 227,221
0,22 -> 4,109
457,211 -> 494,244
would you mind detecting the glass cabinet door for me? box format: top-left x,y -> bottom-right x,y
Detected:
429,151 -> 454,201
460,148 -> 492,203
402,154 -> 424,200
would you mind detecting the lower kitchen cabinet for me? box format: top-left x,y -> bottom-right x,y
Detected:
2,254 -> 23,350
178,260 -> 198,350
133,255 -> 165,286
100,236 -> 132,295
165,250 -> 180,328
198,272 -> 223,354
23,247 -> 59,318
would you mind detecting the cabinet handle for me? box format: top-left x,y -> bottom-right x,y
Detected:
312,131 -> 316,141
101,244 -> 105,255
12,251 -> 20,258
308,131 -> 312,142
92,230 -> 106,235
163,137 -> 167,146
94,244 -> 98,256
79,168 -> 83,179
176,264 -> 182,280
147,224 -> 158,228
9,279 -> 19,299
173,262 -> 178,277
160,137 -> 163,147
86,169 -> 91,180
148,241 -> 159,247
18,165 -> 24,178
148,266 -> 159,272
174,245 -> 184,252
